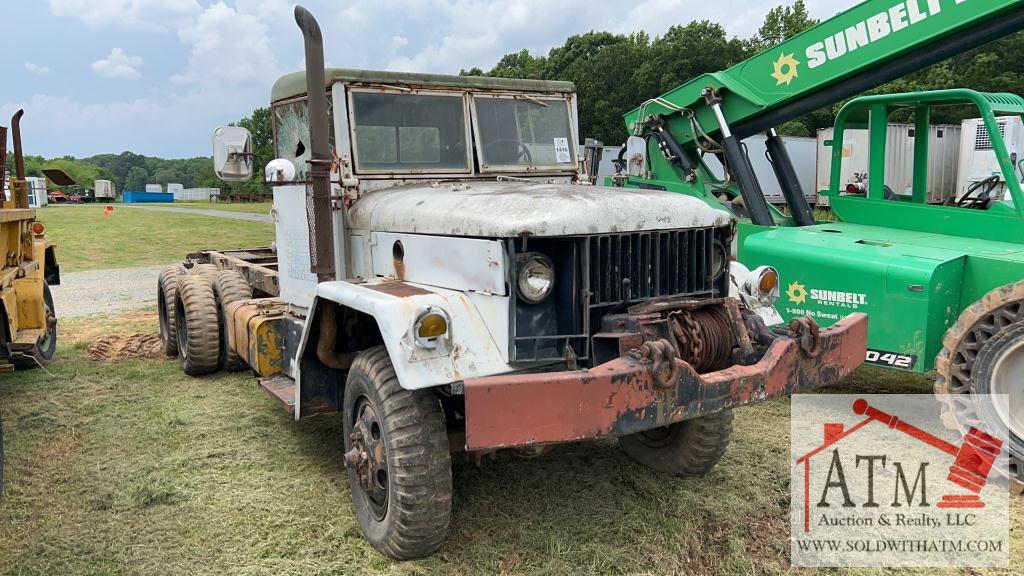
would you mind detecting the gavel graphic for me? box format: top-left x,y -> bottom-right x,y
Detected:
853,399 -> 1003,508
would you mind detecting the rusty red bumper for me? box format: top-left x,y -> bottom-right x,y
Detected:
463,313 -> 867,450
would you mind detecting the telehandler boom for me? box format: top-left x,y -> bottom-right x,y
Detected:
613,0 -> 1024,488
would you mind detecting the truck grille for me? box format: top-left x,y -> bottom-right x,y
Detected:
587,227 -> 724,305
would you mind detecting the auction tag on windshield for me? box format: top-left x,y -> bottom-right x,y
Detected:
553,137 -> 572,163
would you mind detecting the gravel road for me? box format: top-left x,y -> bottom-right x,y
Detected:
53,265 -> 167,318
120,205 -> 273,223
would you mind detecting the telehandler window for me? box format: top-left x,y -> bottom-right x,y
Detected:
349,90 -> 470,173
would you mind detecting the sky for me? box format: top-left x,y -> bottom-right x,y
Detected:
3,0 -> 860,159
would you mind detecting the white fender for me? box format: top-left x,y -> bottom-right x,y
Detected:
301,277 -> 512,394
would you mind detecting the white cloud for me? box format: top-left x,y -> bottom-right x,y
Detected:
21,0 -> 862,158
92,48 -> 144,79
24,62 -> 50,75
49,0 -> 202,32
171,2 -> 279,87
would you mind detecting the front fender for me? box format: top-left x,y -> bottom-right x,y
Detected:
309,277 -> 512,390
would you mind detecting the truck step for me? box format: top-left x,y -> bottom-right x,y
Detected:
259,374 -> 295,415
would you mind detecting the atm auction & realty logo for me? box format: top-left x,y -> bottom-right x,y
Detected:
790,394 -> 1009,568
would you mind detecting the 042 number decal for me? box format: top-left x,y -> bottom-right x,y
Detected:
865,349 -> 916,370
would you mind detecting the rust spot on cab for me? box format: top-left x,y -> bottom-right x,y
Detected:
365,280 -> 429,297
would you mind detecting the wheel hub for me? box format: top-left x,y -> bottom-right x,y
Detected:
989,339 -> 1024,441
344,399 -> 388,518
38,301 -> 55,349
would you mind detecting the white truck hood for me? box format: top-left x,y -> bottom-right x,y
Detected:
347,181 -> 732,237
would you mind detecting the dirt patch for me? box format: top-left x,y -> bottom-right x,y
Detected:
88,333 -> 169,362
64,310 -> 160,346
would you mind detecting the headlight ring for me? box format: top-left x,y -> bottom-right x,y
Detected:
517,253 -> 555,304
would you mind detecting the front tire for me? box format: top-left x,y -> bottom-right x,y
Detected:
619,409 -> 734,477
342,346 -> 452,560
937,282 -> 1024,491
13,283 -> 56,369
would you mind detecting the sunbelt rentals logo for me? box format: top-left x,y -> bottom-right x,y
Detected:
770,0 -> 973,86
787,281 -> 868,310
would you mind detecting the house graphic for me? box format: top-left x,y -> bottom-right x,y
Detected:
795,398 -> 1003,533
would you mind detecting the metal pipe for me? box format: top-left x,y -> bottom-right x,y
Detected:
765,129 -> 815,227
703,91 -> 774,226
11,110 -> 25,180
0,126 -> 6,199
295,6 -> 337,281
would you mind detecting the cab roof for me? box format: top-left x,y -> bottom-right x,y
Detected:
271,68 -> 576,103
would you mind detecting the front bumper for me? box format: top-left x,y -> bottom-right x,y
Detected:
463,313 -> 867,450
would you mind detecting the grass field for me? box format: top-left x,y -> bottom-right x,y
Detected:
35,204 -> 274,272
0,311 -> 1020,576
144,202 -> 274,214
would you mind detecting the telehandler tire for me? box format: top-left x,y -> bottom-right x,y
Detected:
619,409 -> 734,477
174,275 -> 221,376
936,280 -> 1024,492
158,265 -> 185,356
342,346 -> 452,560
212,270 -> 252,371
13,283 -> 57,369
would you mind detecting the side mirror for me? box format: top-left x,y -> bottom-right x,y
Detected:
213,126 -> 254,181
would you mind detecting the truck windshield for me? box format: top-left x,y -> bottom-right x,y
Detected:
473,95 -> 575,171
351,91 -> 470,173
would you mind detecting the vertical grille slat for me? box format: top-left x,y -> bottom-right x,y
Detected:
587,226 -> 725,306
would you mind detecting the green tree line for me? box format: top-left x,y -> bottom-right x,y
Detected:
4,108 -> 271,195
8,0 -> 1024,190
463,0 -> 1024,143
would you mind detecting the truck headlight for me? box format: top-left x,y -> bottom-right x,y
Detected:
517,253 -> 554,304
712,241 -> 728,279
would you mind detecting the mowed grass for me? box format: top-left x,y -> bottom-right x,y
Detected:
145,202 -> 274,215
0,312 -> 1020,575
34,204 -> 274,272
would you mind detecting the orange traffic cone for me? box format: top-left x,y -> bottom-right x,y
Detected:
103,205 -> 114,215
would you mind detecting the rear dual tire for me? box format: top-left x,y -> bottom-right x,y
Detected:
175,275 -> 221,376
162,265 -> 252,375
158,265 -> 185,356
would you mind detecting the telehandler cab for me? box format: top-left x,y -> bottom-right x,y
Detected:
159,5 -> 867,559
610,0 -> 1024,487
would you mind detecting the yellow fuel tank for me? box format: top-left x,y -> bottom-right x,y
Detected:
226,298 -> 288,377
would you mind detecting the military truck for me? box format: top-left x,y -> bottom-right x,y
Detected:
159,6 -> 867,559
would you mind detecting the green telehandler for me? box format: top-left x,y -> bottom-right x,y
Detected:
610,0 -> 1024,487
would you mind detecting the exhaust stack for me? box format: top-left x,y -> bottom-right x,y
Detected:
295,6 -> 337,281
12,110 -> 25,181
11,110 -> 28,208
0,125 -> 6,199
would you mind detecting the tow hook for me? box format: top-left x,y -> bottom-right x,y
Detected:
631,339 -> 683,388
789,317 -> 821,357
